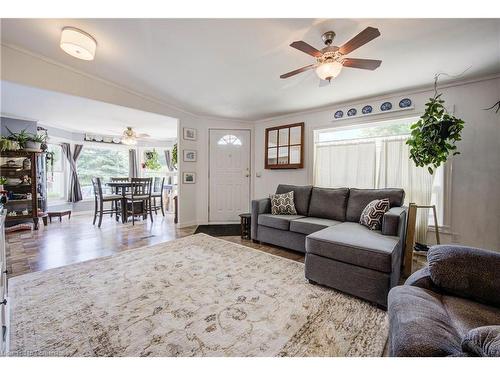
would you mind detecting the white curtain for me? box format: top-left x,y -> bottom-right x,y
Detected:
314,140 -> 376,188
378,137 -> 434,243
314,136 -> 434,242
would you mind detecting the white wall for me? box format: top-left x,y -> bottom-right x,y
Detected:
253,76 -> 500,251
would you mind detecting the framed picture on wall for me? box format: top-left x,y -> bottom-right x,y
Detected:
183,149 -> 197,162
183,127 -> 197,141
183,172 -> 196,184
265,122 -> 304,169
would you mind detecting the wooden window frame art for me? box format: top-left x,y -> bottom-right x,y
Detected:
264,122 -> 304,169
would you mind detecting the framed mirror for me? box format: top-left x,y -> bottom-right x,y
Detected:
265,122 -> 304,169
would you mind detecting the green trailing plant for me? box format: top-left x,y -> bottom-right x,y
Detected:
0,137 -> 16,152
171,143 -> 178,169
0,177 -> 7,185
406,77 -> 465,175
144,149 -> 161,171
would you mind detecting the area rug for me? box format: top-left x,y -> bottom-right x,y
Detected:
8,233 -> 388,357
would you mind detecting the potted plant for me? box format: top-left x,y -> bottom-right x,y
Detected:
6,128 -> 31,149
0,136 -> 20,151
144,149 -> 161,171
171,143 -> 178,170
0,176 -> 6,192
25,134 -> 47,151
406,93 -> 465,174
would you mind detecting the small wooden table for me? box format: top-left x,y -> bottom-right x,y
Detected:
48,210 -> 72,223
239,213 -> 251,240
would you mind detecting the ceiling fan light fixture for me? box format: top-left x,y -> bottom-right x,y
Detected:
122,127 -> 137,145
315,61 -> 343,81
60,27 -> 97,61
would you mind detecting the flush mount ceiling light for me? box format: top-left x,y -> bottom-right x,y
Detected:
60,27 -> 97,61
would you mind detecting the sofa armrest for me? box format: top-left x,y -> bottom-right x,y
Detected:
428,245 -> 500,307
405,267 -> 442,293
382,206 -> 407,237
251,198 -> 271,240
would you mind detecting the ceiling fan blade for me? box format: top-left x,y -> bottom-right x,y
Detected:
280,64 -> 316,79
290,41 -> 322,58
342,58 -> 382,70
339,27 -> 380,55
318,79 -> 331,87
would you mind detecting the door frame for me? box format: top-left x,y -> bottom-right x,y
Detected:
208,128 -> 252,223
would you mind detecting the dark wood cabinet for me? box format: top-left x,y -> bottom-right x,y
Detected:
0,150 -> 47,229
264,123 -> 304,169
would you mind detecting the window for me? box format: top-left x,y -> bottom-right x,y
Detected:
218,134 -> 242,146
77,146 -> 129,199
314,118 -> 446,227
47,143 -> 66,202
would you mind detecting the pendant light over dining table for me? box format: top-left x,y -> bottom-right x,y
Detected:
60,27 -> 97,61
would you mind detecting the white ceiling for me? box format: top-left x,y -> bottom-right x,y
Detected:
0,81 -> 178,139
1,18 -> 500,120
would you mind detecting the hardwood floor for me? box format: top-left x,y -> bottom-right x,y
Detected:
5,212 -> 304,278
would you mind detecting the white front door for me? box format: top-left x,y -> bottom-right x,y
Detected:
209,129 -> 251,222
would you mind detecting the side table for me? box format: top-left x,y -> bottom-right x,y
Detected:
239,213 -> 251,240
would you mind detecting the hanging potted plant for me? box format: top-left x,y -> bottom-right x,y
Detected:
406,77 -> 465,174
144,149 -> 162,171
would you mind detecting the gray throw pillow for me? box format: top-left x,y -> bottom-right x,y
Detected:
461,326 -> 500,357
270,191 -> 297,215
359,198 -> 390,230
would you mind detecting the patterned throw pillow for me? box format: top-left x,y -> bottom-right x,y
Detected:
359,198 -> 390,230
270,191 -> 297,215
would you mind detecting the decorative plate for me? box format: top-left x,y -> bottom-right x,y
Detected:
380,102 -> 392,111
334,110 -> 344,119
112,137 -> 122,144
347,108 -> 357,117
362,105 -> 373,114
399,98 -> 412,108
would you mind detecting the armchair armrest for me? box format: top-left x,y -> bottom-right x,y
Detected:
251,198 -> 271,240
382,206 -> 407,237
405,267 -> 442,294
428,245 -> 500,307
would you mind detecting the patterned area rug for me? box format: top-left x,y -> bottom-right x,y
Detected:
8,234 -> 388,356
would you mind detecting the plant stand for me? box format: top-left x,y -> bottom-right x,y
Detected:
403,203 -> 440,277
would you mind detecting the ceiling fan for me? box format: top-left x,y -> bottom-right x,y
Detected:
121,126 -> 150,145
280,27 -> 382,84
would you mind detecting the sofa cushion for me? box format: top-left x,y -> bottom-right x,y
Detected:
462,326 -> 500,357
388,286 -> 463,356
276,184 -> 312,216
289,217 -> 341,235
270,191 -> 297,215
428,245 -> 500,307
306,222 -> 399,273
346,188 -> 405,222
307,187 -> 349,221
257,214 -> 305,230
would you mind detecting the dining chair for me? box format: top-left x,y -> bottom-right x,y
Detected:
151,177 -> 165,216
91,177 -> 122,228
110,177 -> 130,216
126,177 -> 154,225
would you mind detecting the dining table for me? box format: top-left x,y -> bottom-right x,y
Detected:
106,181 -> 140,224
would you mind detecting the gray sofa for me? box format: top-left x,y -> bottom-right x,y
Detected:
388,245 -> 500,356
251,184 -> 407,308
